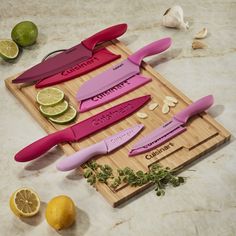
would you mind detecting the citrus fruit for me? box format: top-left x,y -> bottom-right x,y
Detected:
45,195 -> 76,230
0,39 -> 19,60
39,100 -> 69,117
49,105 -> 77,124
36,87 -> 64,106
11,21 -> 38,47
9,187 -> 40,217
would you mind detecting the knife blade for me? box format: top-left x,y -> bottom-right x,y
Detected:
56,124 -> 144,171
14,95 -> 151,162
12,23 -> 128,84
76,37 -> 172,101
129,95 -> 214,156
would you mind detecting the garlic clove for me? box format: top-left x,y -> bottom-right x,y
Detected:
192,40 -> 207,50
162,5 -> 189,30
148,103 -> 159,111
163,99 -> 176,107
194,27 -> 208,39
165,96 -> 178,104
136,112 -> 148,119
162,104 -> 170,114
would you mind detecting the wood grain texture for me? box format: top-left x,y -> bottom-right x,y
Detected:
5,39 -> 231,207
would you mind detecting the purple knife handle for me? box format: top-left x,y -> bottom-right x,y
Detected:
56,141 -> 107,171
128,37 -> 172,66
174,95 -> 214,123
82,23 -> 128,51
14,129 -> 75,162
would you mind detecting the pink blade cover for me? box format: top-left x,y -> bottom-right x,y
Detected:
79,75 -> 151,112
35,48 -> 121,88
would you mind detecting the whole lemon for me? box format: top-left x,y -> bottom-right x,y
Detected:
11,21 -> 38,47
45,195 -> 76,231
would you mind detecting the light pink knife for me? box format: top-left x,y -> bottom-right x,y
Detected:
77,38 -> 172,110
129,95 -> 214,156
56,124 -> 144,171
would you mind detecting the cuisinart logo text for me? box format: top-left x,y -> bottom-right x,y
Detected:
145,142 -> 174,160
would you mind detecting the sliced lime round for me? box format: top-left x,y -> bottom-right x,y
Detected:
36,87 -> 64,106
0,39 -> 19,60
49,105 -> 77,124
39,100 -> 68,117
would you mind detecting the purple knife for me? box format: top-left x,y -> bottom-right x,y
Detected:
76,37 -> 172,101
12,23 -> 128,84
129,95 -> 214,156
14,95 -> 151,162
56,124 -> 144,171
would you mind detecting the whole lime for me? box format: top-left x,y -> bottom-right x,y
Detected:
11,21 -> 38,47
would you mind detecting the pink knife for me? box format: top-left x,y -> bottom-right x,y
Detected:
56,124 -> 144,171
14,95 -> 151,162
12,23 -> 128,84
129,95 -> 214,156
76,37 -> 172,104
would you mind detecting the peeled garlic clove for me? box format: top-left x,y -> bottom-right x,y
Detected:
162,104 -> 170,114
164,99 -> 176,107
148,103 -> 159,111
162,5 -> 189,30
194,27 -> 208,39
165,96 -> 178,104
192,40 -> 207,50
137,112 -> 148,119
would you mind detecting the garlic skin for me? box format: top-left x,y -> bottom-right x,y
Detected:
194,27 -> 208,39
162,5 -> 189,30
192,40 -> 207,49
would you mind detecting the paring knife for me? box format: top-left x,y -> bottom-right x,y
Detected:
129,95 -> 214,156
76,37 -> 172,101
57,124 -> 144,171
14,95 -> 151,162
12,23 -> 128,84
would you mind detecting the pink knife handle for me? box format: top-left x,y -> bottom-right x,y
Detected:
14,129 -> 75,162
174,95 -> 214,123
56,141 -> 107,171
128,37 -> 172,66
82,23 -> 128,51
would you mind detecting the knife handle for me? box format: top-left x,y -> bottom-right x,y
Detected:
128,37 -> 172,66
174,95 -> 214,123
14,129 -> 75,162
56,141 -> 107,171
82,23 -> 128,51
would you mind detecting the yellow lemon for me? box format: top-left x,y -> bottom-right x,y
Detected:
9,187 -> 40,217
45,195 -> 76,230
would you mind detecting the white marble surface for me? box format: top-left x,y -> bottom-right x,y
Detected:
0,0 -> 236,235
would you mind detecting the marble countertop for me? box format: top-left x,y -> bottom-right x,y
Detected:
0,0 -> 235,235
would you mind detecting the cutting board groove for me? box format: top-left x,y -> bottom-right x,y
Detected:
5,39 -> 230,207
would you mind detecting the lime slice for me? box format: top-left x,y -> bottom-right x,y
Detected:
49,105 -> 77,124
36,87 -> 64,106
0,39 -> 19,60
39,100 -> 69,117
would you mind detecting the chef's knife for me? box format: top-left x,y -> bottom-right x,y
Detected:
14,95 -> 151,162
56,124 -> 144,171
76,37 -> 172,101
12,23 -> 128,84
129,95 -> 214,156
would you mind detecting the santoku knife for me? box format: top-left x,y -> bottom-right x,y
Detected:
129,95 -> 214,156
12,23 -> 127,84
76,37 -> 172,101
14,95 -> 150,162
56,124 -> 144,171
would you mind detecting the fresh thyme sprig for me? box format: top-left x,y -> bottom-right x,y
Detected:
83,161 -> 185,196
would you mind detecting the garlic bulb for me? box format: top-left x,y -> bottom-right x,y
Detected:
162,5 -> 189,30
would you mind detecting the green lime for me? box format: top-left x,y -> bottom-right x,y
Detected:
36,87 -> 64,106
11,21 -> 38,47
0,39 -> 19,60
39,100 -> 69,117
49,105 -> 77,124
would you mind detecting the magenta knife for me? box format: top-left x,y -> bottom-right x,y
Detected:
12,23 -> 128,84
56,124 -> 144,171
129,95 -> 214,156
76,37 -> 172,103
14,95 -> 151,162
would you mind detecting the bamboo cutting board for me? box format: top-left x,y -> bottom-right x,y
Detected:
5,39 -> 230,207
